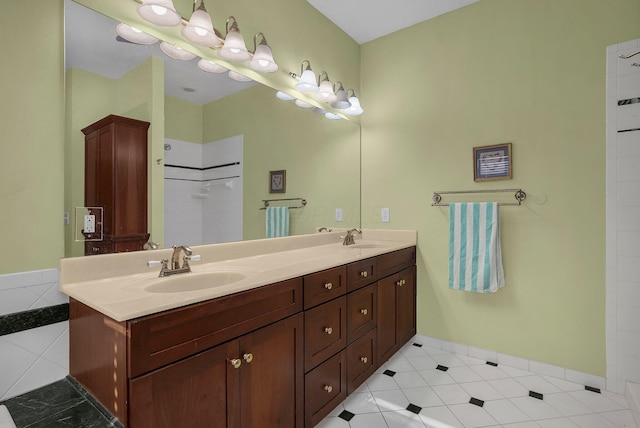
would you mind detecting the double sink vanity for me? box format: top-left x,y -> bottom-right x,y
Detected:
60,229 -> 417,428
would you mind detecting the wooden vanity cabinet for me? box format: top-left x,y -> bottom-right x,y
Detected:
82,114 -> 150,255
377,265 -> 417,365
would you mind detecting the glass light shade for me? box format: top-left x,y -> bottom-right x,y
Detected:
182,3 -> 218,47
276,91 -> 295,101
218,25 -> 251,62
115,23 -> 158,45
295,99 -> 314,108
312,107 -> 327,115
160,42 -> 196,60
314,80 -> 337,103
330,86 -> 351,109
325,112 -> 341,120
228,70 -> 252,82
344,96 -> 364,115
137,0 -> 181,27
249,41 -> 278,73
295,69 -> 318,92
198,58 -> 227,73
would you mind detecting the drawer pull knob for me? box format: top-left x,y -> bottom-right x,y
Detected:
360,271 -> 368,278
243,353 -> 254,363
397,279 -> 406,286
360,356 -> 368,364
324,327 -> 333,335
360,308 -> 368,315
324,282 -> 333,290
230,358 -> 242,369
323,385 -> 333,393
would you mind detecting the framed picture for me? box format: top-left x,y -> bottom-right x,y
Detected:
473,143 -> 512,181
269,170 -> 286,193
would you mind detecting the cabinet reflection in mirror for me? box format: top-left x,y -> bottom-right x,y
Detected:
64,0 -> 361,258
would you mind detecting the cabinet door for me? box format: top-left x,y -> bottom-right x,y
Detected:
377,266 -> 416,365
129,340 -> 240,428
239,314 -> 303,428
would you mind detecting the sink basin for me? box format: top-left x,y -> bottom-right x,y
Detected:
144,271 -> 246,293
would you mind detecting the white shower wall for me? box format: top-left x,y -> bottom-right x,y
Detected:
164,136 -> 243,247
606,38 -> 640,394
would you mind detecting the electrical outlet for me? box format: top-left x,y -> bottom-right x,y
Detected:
335,208 -> 343,222
64,212 -> 69,225
381,208 -> 390,223
84,214 -> 96,233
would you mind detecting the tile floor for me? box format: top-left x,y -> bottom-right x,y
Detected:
317,341 -> 638,428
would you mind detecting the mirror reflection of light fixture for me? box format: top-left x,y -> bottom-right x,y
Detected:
343,89 -> 364,116
115,23 -> 158,45
249,33 -> 278,73
295,99 -> 314,108
276,91 -> 296,101
330,82 -> 350,109
137,0 -> 182,27
293,60 -> 318,92
228,70 -> 252,82
325,112 -> 341,120
314,71 -> 337,103
312,107 -> 327,115
218,16 -> 251,62
182,0 -> 219,48
160,41 -> 196,60
198,58 -> 228,73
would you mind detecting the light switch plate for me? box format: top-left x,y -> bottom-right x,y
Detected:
381,208 -> 390,223
335,208 -> 343,222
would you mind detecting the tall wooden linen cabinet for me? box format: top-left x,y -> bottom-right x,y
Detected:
82,115 -> 150,255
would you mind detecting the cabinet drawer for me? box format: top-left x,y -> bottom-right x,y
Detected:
303,266 -> 346,309
346,257 -> 377,292
376,246 -> 416,278
347,328 -> 376,394
84,240 -> 113,256
347,283 -> 377,344
128,277 -> 303,378
304,296 -> 347,372
304,350 -> 346,428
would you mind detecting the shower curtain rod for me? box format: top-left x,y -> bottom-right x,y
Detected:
431,189 -> 526,206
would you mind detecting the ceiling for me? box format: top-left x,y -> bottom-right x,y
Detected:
65,0 -> 480,106
306,0 -> 481,45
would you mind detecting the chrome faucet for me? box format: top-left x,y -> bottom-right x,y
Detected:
342,228 -> 362,245
147,245 -> 201,277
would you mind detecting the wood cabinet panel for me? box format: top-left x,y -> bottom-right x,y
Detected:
376,247 -> 416,279
347,328 -> 376,394
346,283 -> 377,344
346,257 -> 377,292
304,350 -> 346,428
303,266 -> 346,309
304,296 -> 347,372
128,278 -> 302,377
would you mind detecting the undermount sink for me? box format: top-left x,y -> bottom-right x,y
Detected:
144,271 -> 246,293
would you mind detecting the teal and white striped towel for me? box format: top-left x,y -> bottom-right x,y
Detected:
449,202 -> 504,293
266,206 -> 289,238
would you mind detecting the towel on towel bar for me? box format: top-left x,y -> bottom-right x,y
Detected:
266,206 -> 289,238
449,202 -> 504,293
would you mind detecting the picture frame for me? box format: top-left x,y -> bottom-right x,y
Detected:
473,143 -> 512,182
269,170 -> 286,193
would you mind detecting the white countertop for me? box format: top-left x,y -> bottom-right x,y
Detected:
60,229 -> 417,321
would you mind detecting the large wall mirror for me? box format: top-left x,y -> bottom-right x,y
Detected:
64,0 -> 361,258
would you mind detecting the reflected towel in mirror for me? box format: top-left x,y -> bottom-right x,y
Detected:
266,206 -> 289,238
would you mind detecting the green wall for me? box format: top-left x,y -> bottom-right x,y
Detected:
0,1 -> 65,274
360,0 -> 640,375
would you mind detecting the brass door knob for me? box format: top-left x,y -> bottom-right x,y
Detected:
243,353 -> 254,363
360,271 -> 368,278
360,356 -> 368,364
324,282 -> 333,290
323,385 -> 333,393
360,308 -> 368,315
324,327 -> 333,335
230,358 -> 242,369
